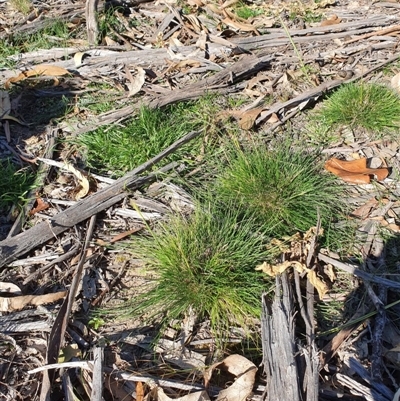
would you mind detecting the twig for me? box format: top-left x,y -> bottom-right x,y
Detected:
22,243 -> 81,285
317,253 -> 400,291
91,260 -> 128,306
66,215 -> 97,319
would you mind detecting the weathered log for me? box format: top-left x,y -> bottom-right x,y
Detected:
261,274 -> 301,401
261,273 -> 319,401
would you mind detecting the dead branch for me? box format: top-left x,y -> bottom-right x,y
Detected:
318,253 -> 400,292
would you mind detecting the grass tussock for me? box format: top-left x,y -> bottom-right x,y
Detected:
122,202 -> 270,341
76,99 -> 220,177
214,143 -> 345,237
318,82 -> 400,135
0,160 -> 35,213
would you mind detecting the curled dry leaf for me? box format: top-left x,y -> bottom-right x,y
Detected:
256,261 -> 329,299
125,66 -> 146,97
0,291 -> 67,312
221,17 -> 259,35
204,354 -> 256,401
320,14 -> 342,26
29,197 -> 50,216
5,65 -> 70,89
37,158 -> 91,199
325,157 -> 389,184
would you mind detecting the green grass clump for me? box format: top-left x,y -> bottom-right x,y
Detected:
76,101 -> 215,177
235,3 -> 263,19
10,0 -> 31,14
123,202 -> 270,341
0,160 -> 35,213
215,144 -> 344,237
318,82 -> 400,135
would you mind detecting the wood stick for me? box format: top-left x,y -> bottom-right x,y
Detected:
318,253 -> 400,291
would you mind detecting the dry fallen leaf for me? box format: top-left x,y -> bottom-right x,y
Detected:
204,354 -> 256,401
320,14 -> 342,26
5,65 -> 70,88
37,158 -> 91,200
0,291 -> 67,312
256,260 -> 328,299
351,198 -> 378,219
221,17 -> 259,35
325,157 -> 389,184
125,66 -> 146,97
238,106 -> 264,130
29,197 -> 50,216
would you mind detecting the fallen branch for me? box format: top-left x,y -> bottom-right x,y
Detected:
0,130 -> 203,269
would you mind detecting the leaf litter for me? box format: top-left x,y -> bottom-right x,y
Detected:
2,0 -> 400,399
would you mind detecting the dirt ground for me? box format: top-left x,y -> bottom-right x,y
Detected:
1,0 -> 400,400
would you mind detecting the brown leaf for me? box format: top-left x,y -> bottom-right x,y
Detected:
204,354 -> 256,401
320,14 -> 342,26
5,65 -> 70,88
238,106 -> 264,130
29,197 -> 50,216
221,17 -> 259,34
125,66 -> 145,97
0,290 -> 67,312
325,158 -> 389,184
109,227 -> 143,243
351,198 -> 378,219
